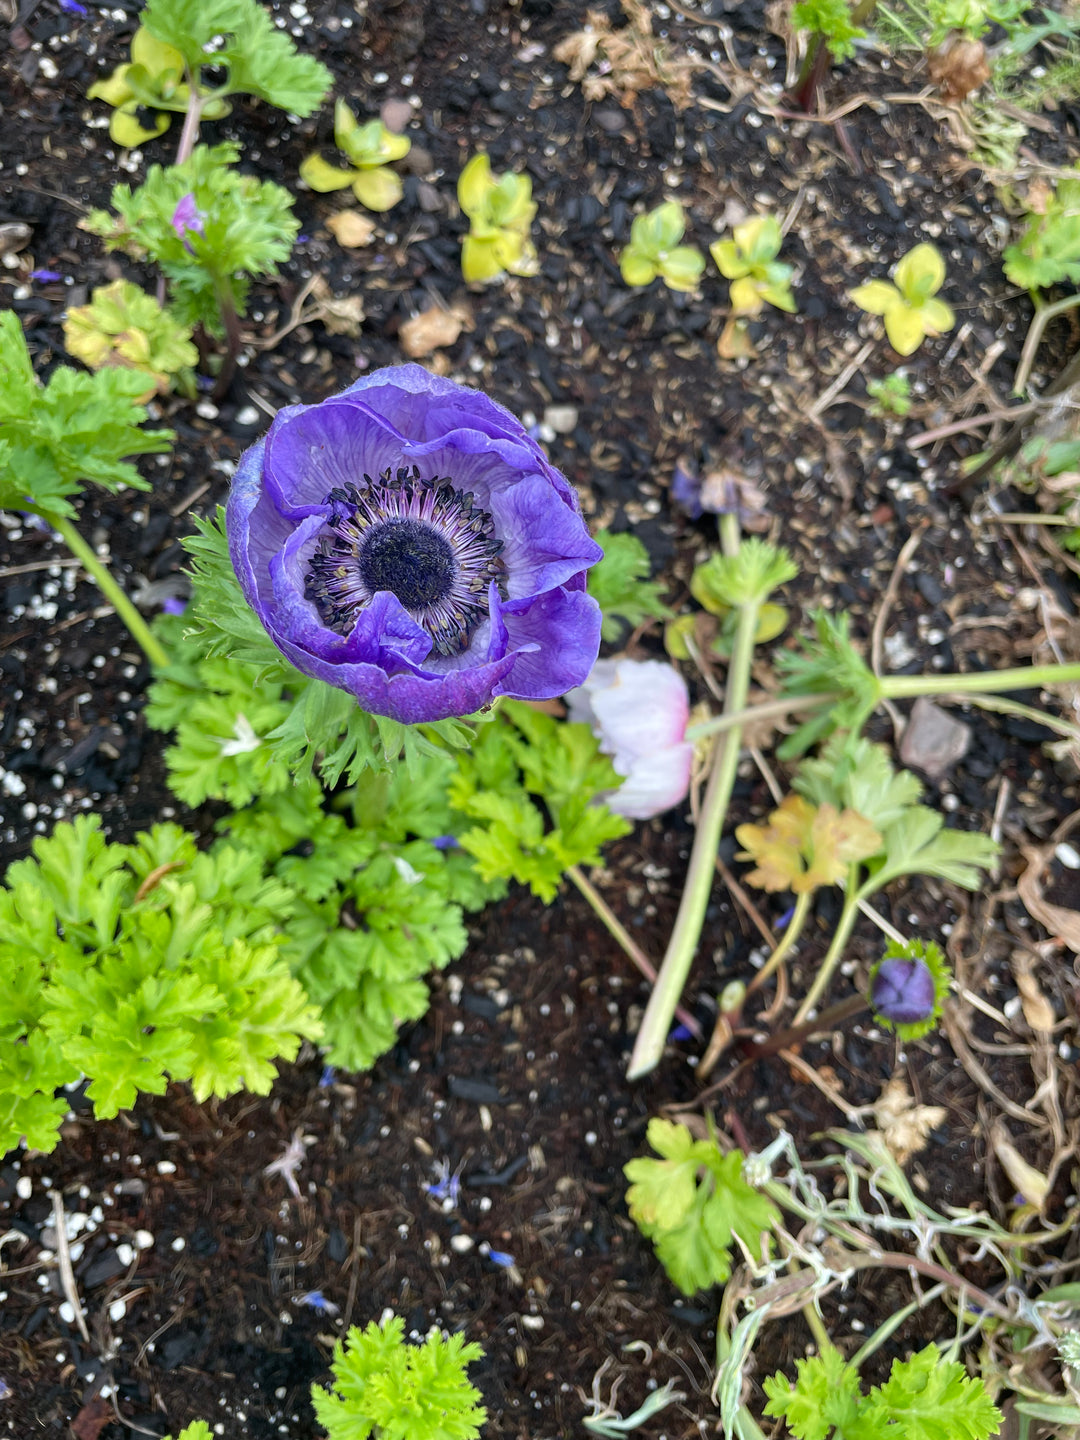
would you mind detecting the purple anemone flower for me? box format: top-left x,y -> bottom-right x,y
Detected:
227,365 -> 603,724
869,956 -> 936,1027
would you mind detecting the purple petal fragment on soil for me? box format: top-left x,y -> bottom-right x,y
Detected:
296,1290 -> 339,1315
59,0 -> 89,13
30,268 -> 63,282
487,1249 -> 515,1268
161,596 -> 187,616
226,364 -> 603,724
670,460 -> 703,519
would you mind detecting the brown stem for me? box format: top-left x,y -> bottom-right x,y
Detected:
742,991 -> 869,1062
211,284 -> 243,403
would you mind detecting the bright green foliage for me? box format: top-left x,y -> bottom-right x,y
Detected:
0,815 -> 321,1155
710,215 -> 797,316
312,1314 -> 486,1440
88,0 -> 330,144
850,244 -> 955,357
866,371 -> 913,418
763,1342 -> 1002,1440
624,1119 -> 779,1296
689,538 -> 798,611
146,511 -> 479,793
457,153 -> 538,283
792,0 -> 866,59
221,769 -> 504,1071
301,99 -> 410,211
587,530 -> 672,641
164,1425 -> 215,1440
63,279 -> 197,398
619,201 -> 706,292
794,734 -> 999,894
775,609 -> 884,757
448,702 -> 632,904
0,310 -> 172,522
1004,168 -> 1080,292
83,142 -> 298,339
869,938 -> 951,1040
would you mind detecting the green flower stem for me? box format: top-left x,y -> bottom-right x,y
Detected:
685,692 -> 834,743
881,662 -> 1080,699
847,1283 -> 948,1372
53,515 -> 170,670
792,872 -> 861,1024
566,865 -> 704,1042
745,889 -> 813,997
628,597 -> 761,1080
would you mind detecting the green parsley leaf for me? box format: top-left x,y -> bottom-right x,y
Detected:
587,529 -> 673,641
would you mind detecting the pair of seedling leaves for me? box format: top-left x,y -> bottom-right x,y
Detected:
88,0 -> 330,146
620,204 -> 796,315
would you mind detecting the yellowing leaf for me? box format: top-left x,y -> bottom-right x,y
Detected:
850,279 -> 901,316
130,25 -> 184,79
736,794 -> 879,894
894,241 -> 945,301
88,63 -> 136,107
620,250 -> 658,287
659,245 -> 705,292
299,154 -> 358,192
883,304 -> 926,356
462,233 -> 507,284
921,296 -> 955,334
351,166 -> 404,211
730,275 -> 766,315
110,104 -> 170,147
458,153 -> 494,218
710,237 -> 746,279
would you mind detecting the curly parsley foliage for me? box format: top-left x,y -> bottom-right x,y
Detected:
218,766 -> 505,1072
0,815 -> 321,1156
312,1314 -> 487,1440
84,143 -> 298,338
587,529 -> 673,642
763,1342 -> 1002,1440
792,0 -> 866,59
624,1119 -> 779,1296
0,310 -> 172,521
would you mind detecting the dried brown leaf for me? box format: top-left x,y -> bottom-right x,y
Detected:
399,303 -> 473,358
326,210 -> 377,248
873,1077 -> 948,1165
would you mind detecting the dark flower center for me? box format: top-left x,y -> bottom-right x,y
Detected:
305,466 -> 505,658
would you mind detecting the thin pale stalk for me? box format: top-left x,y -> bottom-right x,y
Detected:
846,1283 -> 947,1370
743,990 -> 868,1062
745,889 -> 813,997
881,662 -> 1080,699
792,878 -> 860,1024
52,515 -> 169,669
566,865 -> 704,1041
628,599 -> 761,1079
685,690 -> 835,742
174,79 -> 204,165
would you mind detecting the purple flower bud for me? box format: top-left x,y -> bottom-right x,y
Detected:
161,596 -> 188,616
669,1022 -> 694,1042
870,957 -> 936,1026
172,193 -> 206,252
30,269 -> 63,283
430,834 -> 460,850
227,366 -> 602,723
671,460 -> 703,520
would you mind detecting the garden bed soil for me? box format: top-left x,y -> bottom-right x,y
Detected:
2,0 -> 1079,1435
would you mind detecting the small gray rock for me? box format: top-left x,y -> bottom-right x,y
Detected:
899,697 -> 971,779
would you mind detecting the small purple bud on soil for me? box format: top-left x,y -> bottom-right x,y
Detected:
670,460 -> 703,519
30,268 -> 63,282
870,956 -> 935,1026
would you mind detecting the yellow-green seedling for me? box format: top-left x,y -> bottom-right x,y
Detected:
457,153 -> 538,283
866,370 -> 913,418
87,0 -> 330,149
849,243 -> 954,356
1004,167 -> 1080,293
64,279 -> 198,398
300,100 -> 411,212
710,214 -> 796,316
619,200 -> 705,292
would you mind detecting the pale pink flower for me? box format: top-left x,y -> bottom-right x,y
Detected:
567,658 -> 693,819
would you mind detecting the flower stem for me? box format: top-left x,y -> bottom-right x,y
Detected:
792,875 -> 861,1024
743,990 -> 869,1062
211,281 -> 244,402
566,865 -> 704,1041
174,80 -> 204,165
52,515 -> 170,670
881,662 -> 1080,699
628,596 -> 761,1080
745,889 -> 813,997
684,691 -> 835,743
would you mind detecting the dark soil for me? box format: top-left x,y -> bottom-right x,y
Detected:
2,0 -> 1079,1435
